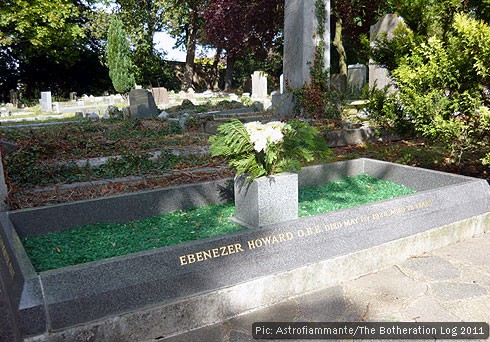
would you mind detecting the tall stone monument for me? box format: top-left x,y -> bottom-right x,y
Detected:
369,14 -> 403,90
284,0 -> 330,89
273,0 -> 330,116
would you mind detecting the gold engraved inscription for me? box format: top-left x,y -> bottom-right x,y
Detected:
0,235 -> 15,278
179,243 -> 245,265
178,199 -> 434,266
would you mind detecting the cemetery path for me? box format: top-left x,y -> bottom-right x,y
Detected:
157,232 -> 490,342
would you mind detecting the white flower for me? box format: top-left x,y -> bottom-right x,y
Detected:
245,121 -> 286,152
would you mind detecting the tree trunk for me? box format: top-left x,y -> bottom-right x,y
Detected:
333,17 -> 348,77
182,12 -> 198,91
212,47 -> 223,91
224,53 -> 236,91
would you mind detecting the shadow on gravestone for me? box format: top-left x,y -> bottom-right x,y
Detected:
129,89 -> 159,119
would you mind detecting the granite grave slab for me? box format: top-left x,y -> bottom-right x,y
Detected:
0,159 -> 489,340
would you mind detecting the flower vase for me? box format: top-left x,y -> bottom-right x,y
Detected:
233,172 -> 298,228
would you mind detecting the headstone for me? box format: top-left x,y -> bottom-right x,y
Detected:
348,64 -> 367,91
251,71 -> 268,99
9,90 -> 18,109
178,113 -> 190,129
76,100 -> 84,107
369,14 -> 403,90
284,0 -> 330,90
129,89 -> 159,119
52,102 -> 60,113
69,92 -> 77,101
122,107 -> 131,119
330,74 -> 347,92
40,92 -> 52,112
151,87 -> 169,105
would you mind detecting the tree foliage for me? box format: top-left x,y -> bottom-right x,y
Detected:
163,0 -> 207,90
106,17 -> 135,94
202,0 -> 283,90
109,0 -> 170,86
330,0 -> 390,75
0,0 -> 112,100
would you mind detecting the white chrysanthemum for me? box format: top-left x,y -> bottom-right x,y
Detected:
245,121 -> 286,152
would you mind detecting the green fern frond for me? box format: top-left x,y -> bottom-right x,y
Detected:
209,119 -> 253,158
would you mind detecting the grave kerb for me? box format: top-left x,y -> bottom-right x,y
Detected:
1,159 -> 488,339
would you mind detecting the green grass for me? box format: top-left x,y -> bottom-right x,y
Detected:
22,174 -> 415,272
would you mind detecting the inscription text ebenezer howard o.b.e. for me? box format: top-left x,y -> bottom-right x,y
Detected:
178,199 -> 433,266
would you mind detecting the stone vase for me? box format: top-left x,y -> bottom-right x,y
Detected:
233,172 -> 298,228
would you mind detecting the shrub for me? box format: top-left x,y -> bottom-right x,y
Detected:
371,13 -> 490,164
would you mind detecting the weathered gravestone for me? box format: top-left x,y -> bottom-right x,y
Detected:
9,90 -> 18,109
151,87 -> 169,105
40,92 -> 52,112
369,14 -> 403,90
330,74 -> 347,92
129,89 -> 159,119
348,63 -> 367,92
251,71 -> 268,99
